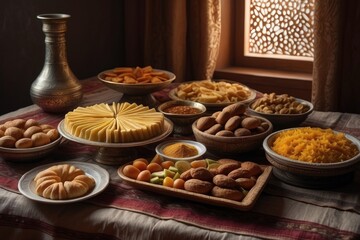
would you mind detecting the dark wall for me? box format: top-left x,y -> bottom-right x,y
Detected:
0,0 -> 124,115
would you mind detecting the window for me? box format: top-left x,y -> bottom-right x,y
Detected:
245,0 -> 314,60
215,0 -> 314,101
235,0 -> 314,73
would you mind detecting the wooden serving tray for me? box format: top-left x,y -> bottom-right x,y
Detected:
118,164 -> 272,211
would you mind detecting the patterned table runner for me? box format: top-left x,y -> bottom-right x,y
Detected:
1,77 -> 359,239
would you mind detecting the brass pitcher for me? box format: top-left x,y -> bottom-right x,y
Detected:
30,13 -> 83,113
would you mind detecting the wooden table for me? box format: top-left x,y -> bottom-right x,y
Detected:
0,77 -> 359,240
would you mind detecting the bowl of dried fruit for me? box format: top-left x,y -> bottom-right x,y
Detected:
192,102 -> 273,155
98,66 -> 176,95
263,127 -> 360,188
0,118 -> 62,162
98,66 -> 176,107
157,100 -> 206,135
247,93 -> 313,128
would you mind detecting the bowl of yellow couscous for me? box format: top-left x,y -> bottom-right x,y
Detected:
263,127 -> 360,188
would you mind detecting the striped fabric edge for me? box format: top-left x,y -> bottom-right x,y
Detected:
264,178 -> 360,214
0,213 -> 122,240
86,183 -> 360,239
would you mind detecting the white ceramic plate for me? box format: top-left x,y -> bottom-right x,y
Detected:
18,161 -> 110,204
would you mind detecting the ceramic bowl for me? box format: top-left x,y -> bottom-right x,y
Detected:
263,128 -> 360,188
168,79 -> 256,111
155,140 -> 206,161
247,97 -> 313,128
192,116 -> 273,155
157,100 -> 206,135
0,136 -> 62,162
98,69 -> 176,95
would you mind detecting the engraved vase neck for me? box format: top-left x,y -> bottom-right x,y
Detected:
38,14 -> 70,64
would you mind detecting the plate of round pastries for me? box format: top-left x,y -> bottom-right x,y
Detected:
18,161 -> 109,204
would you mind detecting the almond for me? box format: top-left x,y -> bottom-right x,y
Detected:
215,130 -> 234,137
215,110 -> 231,125
204,123 -> 223,135
222,102 -> 246,117
241,117 -> 261,129
196,116 -> 217,131
234,128 -> 252,137
224,115 -> 242,131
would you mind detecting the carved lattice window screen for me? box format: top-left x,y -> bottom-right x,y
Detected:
244,0 -> 314,61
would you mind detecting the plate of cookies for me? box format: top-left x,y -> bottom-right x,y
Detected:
118,156 -> 272,211
18,161 -> 110,204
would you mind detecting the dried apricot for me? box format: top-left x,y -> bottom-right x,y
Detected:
136,170 -> 151,182
190,159 -> 207,168
133,159 -> 148,171
173,178 -> 185,189
123,165 -> 140,179
147,162 -> 163,173
161,160 -> 174,169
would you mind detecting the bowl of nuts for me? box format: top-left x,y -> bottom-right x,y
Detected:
157,100 -> 206,135
0,118 -> 62,162
192,102 -> 273,154
247,93 -> 313,128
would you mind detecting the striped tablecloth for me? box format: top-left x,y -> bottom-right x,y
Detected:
0,77 -> 359,240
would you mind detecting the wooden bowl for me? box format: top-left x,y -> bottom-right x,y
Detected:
192,116 -> 273,154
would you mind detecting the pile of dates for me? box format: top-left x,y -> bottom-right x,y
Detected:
195,102 -> 270,137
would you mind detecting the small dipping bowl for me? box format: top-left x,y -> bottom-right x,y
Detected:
158,100 -> 206,135
155,140 -> 206,161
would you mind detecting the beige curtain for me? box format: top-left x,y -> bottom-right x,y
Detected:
312,0 -> 360,113
124,0 -> 221,83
